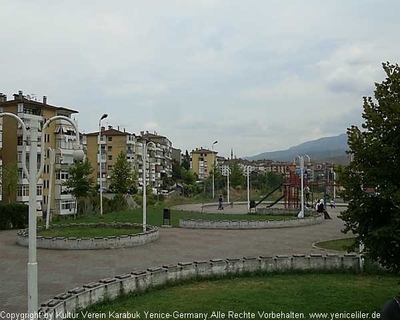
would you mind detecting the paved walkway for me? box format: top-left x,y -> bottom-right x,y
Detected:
0,205 -> 347,313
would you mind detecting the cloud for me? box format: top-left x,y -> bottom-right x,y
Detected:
1,0 -> 399,157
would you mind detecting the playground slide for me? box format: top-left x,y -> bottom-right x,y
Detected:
267,194 -> 285,208
254,183 -> 283,208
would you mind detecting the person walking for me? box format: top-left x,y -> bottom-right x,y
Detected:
218,195 -> 224,210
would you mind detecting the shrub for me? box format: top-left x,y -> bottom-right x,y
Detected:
0,203 -> 29,230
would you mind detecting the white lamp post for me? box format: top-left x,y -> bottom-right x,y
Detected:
98,114 -> 108,216
211,140 -> 218,199
142,140 -> 156,232
45,147 -> 63,229
294,155 -> 311,219
226,167 -> 231,203
0,112 -> 83,314
246,166 -> 251,212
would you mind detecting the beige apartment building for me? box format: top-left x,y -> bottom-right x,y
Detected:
83,129 -> 173,192
83,126 -> 137,191
0,91 -> 79,215
190,148 -> 217,180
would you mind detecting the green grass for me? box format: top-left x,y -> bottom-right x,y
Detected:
50,206 -> 294,228
75,273 -> 398,317
38,226 -> 142,238
315,237 -> 357,252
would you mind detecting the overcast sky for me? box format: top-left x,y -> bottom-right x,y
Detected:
1,1 -> 399,158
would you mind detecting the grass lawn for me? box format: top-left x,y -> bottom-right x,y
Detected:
38,226 -> 142,238
315,237 -> 357,252
76,273 -> 397,317
49,206 -> 294,228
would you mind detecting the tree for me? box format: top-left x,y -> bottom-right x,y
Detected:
109,151 -> 135,194
182,150 -> 190,171
1,162 -> 18,203
230,161 -> 245,188
171,159 -> 182,181
64,159 -> 95,199
338,62 -> 400,272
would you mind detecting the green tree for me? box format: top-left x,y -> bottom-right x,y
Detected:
338,62 -> 400,272
181,168 -> 197,185
230,161 -> 245,188
182,150 -> 190,171
109,151 -> 135,194
1,162 -> 18,203
64,159 -> 95,199
171,159 -> 182,181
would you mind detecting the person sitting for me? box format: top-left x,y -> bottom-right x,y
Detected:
381,293 -> 400,319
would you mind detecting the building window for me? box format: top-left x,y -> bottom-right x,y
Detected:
108,165 -> 113,170
108,146 -> 112,152
108,136 -> 113,142
108,155 -> 112,161
17,136 -> 23,146
37,185 -> 43,196
18,185 -> 29,197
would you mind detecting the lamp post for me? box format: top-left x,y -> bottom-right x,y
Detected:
246,166 -> 251,212
211,140 -> 218,199
0,112 -> 83,314
226,167 -> 231,203
294,155 -> 311,219
142,140 -> 156,232
98,114 -> 108,216
44,147 -> 62,229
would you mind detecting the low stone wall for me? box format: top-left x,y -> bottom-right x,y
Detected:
16,223 -> 159,250
179,214 -> 324,229
256,207 -> 300,215
38,253 -> 360,319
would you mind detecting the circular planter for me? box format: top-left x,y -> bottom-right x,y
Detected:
179,213 -> 324,229
16,222 -> 159,250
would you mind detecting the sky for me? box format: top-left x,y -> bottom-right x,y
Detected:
1,0 -> 399,158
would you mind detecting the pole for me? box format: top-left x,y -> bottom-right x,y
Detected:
45,148 -> 54,229
28,118 -> 39,314
98,125 -> 102,213
333,171 -> 336,199
300,156 -> 304,218
212,145 -> 215,199
227,168 -> 230,203
247,166 -> 250,212
142,143 -> 147,232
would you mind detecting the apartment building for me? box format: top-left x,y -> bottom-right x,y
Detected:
190,148 -> 217,180
138,131 -> 173,189
0,91 -> 79,215
83,126 -> 137,191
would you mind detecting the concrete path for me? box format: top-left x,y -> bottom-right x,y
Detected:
0,206 -> 347,313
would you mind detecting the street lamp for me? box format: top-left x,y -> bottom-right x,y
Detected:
226,167 -> 231,204
0,112 -> 83,314
142,140 -> 156,232
44,147 -> 62,230
246,165 -> 251,212
294,155 -> 311,219
211,140 -> 218,199
98,113 -> 108,216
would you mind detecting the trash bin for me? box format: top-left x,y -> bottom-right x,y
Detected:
163,208 -> 171,219
250,200 -> 256,208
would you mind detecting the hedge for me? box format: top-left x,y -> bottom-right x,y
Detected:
0,203 -> 29,230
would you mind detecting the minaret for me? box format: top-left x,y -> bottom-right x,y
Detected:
230,148 -> 234,160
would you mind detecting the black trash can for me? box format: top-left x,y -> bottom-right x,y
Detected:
163,208 -> 171,219
250,200 -> 256,208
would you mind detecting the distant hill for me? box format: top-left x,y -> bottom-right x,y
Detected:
246,133 -> 349,163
